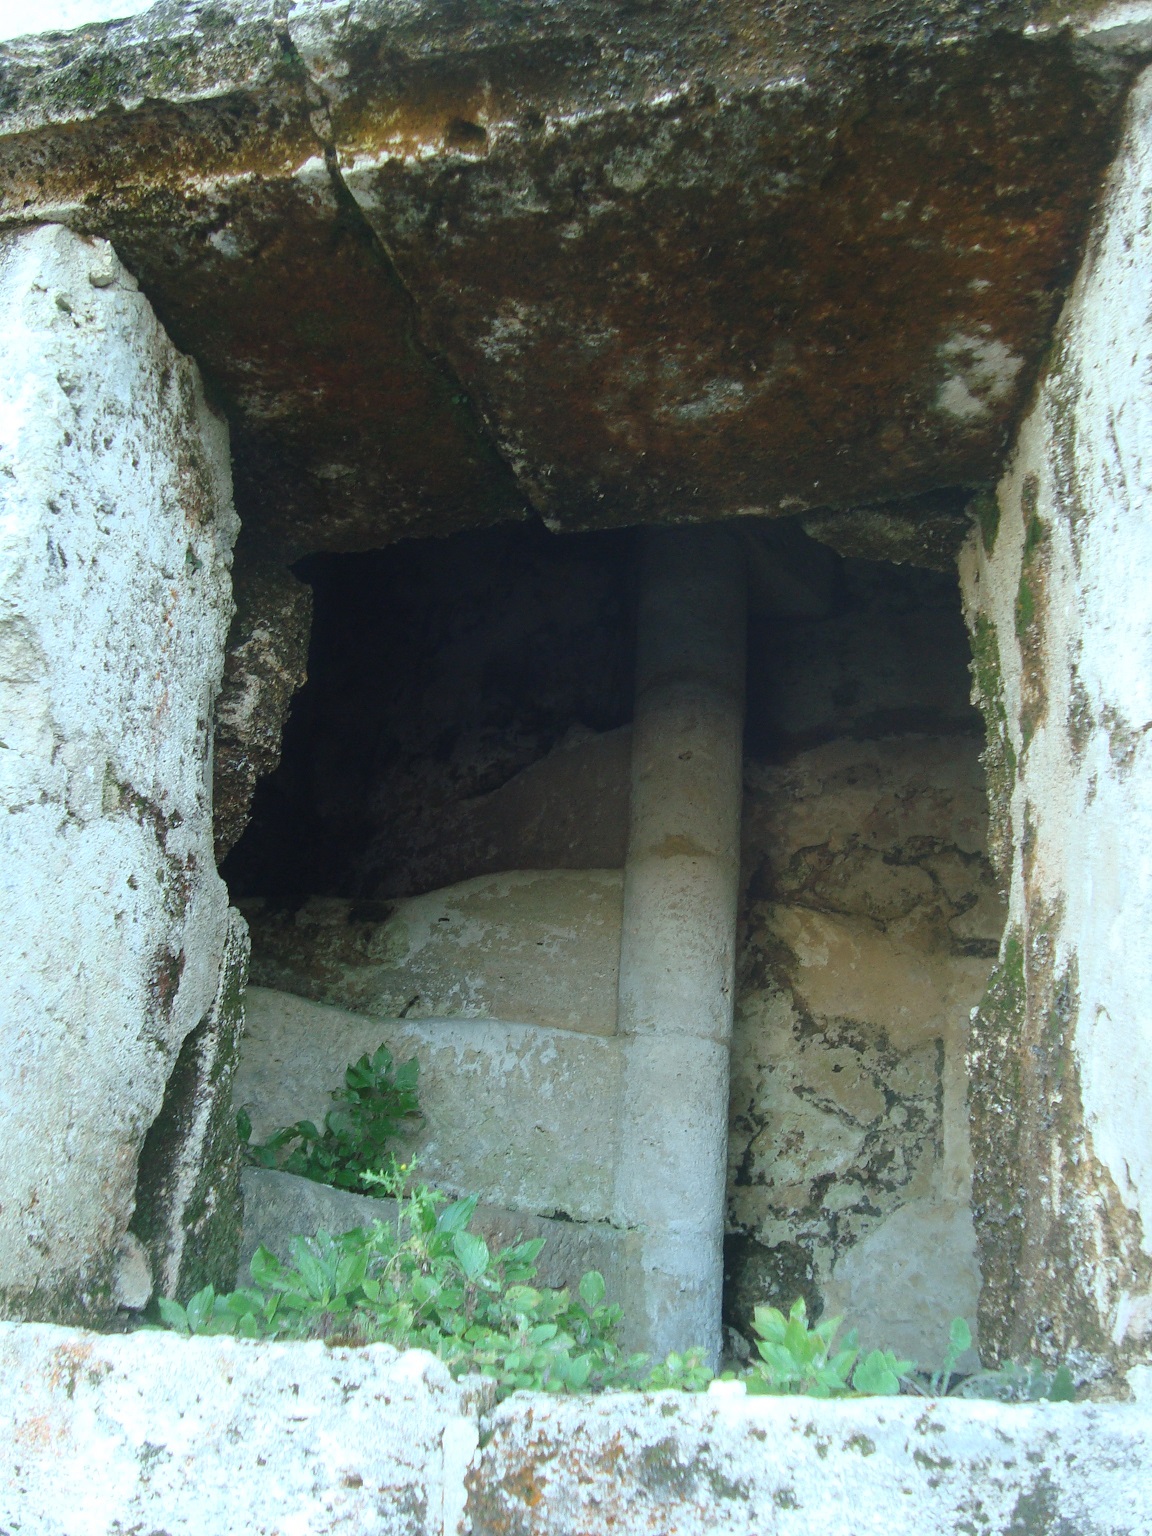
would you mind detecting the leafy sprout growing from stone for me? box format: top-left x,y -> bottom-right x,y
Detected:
237,1044 -> 422,1196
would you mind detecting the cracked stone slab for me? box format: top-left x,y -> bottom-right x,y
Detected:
0,2 -> 1145,556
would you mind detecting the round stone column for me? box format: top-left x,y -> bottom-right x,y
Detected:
613,524 -> 746,1363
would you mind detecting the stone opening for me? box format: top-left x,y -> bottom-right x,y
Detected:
220,512 -> 1002,1365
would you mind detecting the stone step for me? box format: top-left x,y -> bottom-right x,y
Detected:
241,868 -> 623,1035
236,987 -> 623,1227
240,1167 -> 628,1301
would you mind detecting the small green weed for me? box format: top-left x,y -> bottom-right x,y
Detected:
744,1298 -> 914,1398
237,1045 -> 421,1195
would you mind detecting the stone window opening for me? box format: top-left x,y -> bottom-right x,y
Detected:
215,507 -> 1001,1368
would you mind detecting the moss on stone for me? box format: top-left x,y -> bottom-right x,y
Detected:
970,490 -> 1000,556
968,614 -> 1015,885
967,927 -> 1026,1364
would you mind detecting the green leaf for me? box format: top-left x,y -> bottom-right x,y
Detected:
437,1196 -> 479,1238
950,1317 -> 972,1355
157,1296 -> 189,1332
1048,1365 -> 1076,1402
853,1349 -> 914,1397
236,1108 -> 252,1144
579,1271 -> 606,1312
453,1231 -> 490,1282
185,1285 -> 216,1334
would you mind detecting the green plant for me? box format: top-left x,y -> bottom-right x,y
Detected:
157,1166 -> 694,1399
950,1358 -> 1076,1402
902,1316 -> 972,1397
744,1298 -> 914,1398
237,1044 -> 421,1195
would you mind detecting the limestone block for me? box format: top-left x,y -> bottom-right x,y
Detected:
0,1323 -> 477,1536
958,64 -> 1152,1375
0,224 -> 238,1323
3,1321 -> 1152,1534
471,1390 -> 1152,1534
245,869 -> 623,1035
131,909 -> 251,1304
820,1199 -> 981,1369
237,988 -> 623,1223
730,735 -> 1000,1365
241,1167 -> 628,1302
213,553 -> 312,862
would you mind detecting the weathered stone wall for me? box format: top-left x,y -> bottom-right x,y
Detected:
3,1324 -> 1152,1536
0,224 -> 240,1323
0,3 -> 1139,561
958,64 -> 1152,1384
729,737 -> 1000,1364
212,550 -> 312,863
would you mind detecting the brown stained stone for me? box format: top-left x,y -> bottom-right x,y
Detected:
0,5 -> 1140,555
0,25 -> 524,558
340,31 -> 1132,531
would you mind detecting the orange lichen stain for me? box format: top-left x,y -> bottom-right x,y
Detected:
15,1414 -> 59,1449
46,1341 -> 102,1400
501,1457 -> 547,1507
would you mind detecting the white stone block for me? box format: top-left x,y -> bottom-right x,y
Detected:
0,224 -> 238,1319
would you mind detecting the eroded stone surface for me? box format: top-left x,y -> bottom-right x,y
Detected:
959,63 -> 1152,1381
0,224 -> 238,1324
469,1387 -> 1152,1535
131,908 -> 251,1304
0,3 -> 1143,555
237,987 -> 622,1223
4,1323 -> 1152,1536
243,869 -> 624,1035
213,552 -> 313,862
0,1324 -> 478,1536
729,736 -> 1002,1365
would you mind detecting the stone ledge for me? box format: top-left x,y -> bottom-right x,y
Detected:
240,1166 -> 631,1303
2,1322 -> 1150,1535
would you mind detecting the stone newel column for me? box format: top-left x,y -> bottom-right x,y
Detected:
613,526 -> 746,1362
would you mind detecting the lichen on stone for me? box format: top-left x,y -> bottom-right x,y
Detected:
967,614 -> 1016,886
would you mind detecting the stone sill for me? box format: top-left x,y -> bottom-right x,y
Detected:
2,1322 -> 1150,1534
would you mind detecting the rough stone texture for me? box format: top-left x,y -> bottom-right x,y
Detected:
241,1167 -> 628,1302
729,736 -> 1003,1366
213,550 -> 313,862
237,987 -> 623,1224
324,2 -> 1136,532
0,223 -> 238,1324
0,2 -> 524,559
470,1387 -> 1152,1535
0,1324 -> 479,1536
243,870 -> 623,1035
6,1320 -> 1152,1534
0,4 -> 1144,556
802,488 -> 975,573
5,1324 -> 1152,1536
958,64 -> 1152,1384
131,909 -> 251,1306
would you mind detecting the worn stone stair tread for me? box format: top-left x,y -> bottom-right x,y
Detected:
237,987 -> 623,1228
240,1166 -> 628,1299
242,868 -> 624,1035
